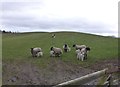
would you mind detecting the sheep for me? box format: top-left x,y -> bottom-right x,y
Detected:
31,47 -> 43,57
75,49 -> 80,55
52,34 -> 55,38
73,44 -> 86,50
80,47 -> 90,60
76,47 -> 90,61
77,51 -> 84,61
50,50 -> 55,57
50,47 -> 63,57
36,51 -> 43,57
63,44 -> 71,52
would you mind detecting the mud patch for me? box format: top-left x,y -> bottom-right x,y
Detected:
2,58 -> 119,85
2,58 -> 94,85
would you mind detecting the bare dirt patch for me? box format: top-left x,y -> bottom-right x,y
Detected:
89,59 -> 119,73
2,58 -> 119,85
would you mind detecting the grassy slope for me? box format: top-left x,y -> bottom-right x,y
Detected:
2,32 -> 118,67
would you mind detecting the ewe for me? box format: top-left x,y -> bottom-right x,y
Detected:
73,44 -> 86,50
31,47 -> 43,57
50,47 -> 63,57
63,44 -> 71,52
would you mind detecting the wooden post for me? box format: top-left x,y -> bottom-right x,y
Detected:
53,68 -> 108,87
103,74 -> 112,87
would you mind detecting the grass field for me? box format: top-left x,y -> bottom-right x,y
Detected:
2,32 -> 118,67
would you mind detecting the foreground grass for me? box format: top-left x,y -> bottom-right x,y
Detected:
2,32 -> 118,67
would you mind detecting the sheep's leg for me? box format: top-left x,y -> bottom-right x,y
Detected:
81,56 -> 84,61
84,54 -> 87,60
77,54 -> 79,60
64,49 -> 67,52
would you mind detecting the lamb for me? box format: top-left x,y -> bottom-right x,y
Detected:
76,47 -> 91,61
80,47 -> 90,60
77,51 -> 84,61
31,47 -> 43,57
50,47 -> 63,57
75,49 -> 80,55
73,44 -> 86,50
36,51 -> 43,57
50,50 -> 55,57
63,44 -> 71,52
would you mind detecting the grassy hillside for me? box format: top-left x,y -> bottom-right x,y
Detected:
2,32 -> 118,67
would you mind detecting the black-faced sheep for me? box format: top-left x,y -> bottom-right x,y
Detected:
80,47 -> 90,60
63,44 -> 71,52
31,47 -> 43,57
50,47 -> 63,57
73,44 -> 86,50
76,47 -> 90,61
52,34 -> 56,38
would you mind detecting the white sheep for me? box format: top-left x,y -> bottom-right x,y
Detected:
50,47 -> 63,57
52,34 -> 55,38
77,51 -> 84,61
63,44 -> 71,52
73,44 -> 86,50
80,47 -> 90,60
31,47 -> 43,57
50,50 -> 55,57
76,47 -> 91,61
36,51 -> 43,57
75,49 -> 80,55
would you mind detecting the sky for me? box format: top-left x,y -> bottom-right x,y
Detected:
0,0 -> 119,37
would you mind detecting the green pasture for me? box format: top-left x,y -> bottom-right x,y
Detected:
2,32 -> 118,67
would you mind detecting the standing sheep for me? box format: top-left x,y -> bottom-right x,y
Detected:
76,47 -> 91,61
31,47 -> 43,57
80,47 -> 90,60
52,34 -> 56,38
73,44 -> 86,50
50,47 -> 63,57
63,44 -> 71,52
77,51 -> 84,61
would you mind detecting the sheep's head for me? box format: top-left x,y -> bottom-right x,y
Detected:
86,47 -> 90,51
73,44 -> 76,47
30,48 -> 34,54
50,47 -> 53,50
31,48 -> 33,50
64,44 -> 67,47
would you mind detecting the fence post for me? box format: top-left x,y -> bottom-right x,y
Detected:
53,68 -> 108,87
103,74 -> 112,87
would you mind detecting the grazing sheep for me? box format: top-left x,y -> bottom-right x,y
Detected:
50,50 -> 55,57
31,47 -> 42,57
50,47 -> 63,57
73,44 -> 86,50
63,44 -> 71,52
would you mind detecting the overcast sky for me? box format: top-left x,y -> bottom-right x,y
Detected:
0,0 -> 119,37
